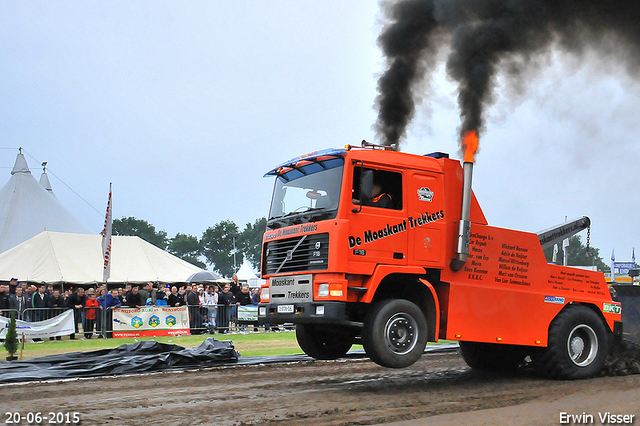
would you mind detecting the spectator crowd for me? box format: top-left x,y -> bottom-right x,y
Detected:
0,274 -> 264,339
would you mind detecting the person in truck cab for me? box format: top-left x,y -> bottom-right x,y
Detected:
354,182 -> 392,208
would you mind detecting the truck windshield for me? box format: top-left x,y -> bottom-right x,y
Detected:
267,157 -> 343,229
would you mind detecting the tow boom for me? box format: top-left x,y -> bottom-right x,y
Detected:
537,216 -> 591,250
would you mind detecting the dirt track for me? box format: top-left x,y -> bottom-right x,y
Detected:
3,351 -> 640,426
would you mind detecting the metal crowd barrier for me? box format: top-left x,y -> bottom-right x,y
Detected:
3,305 -> 276,338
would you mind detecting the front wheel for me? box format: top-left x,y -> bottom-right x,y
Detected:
296,323 -> 353,360
362,299 -> 429,368
541,305 -> 608,379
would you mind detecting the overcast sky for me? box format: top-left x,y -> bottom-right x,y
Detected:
1,1 -> 638,264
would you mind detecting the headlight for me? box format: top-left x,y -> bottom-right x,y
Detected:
260,287 -> 270,302
318,283 -> 329,297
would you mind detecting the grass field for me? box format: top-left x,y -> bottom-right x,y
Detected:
8,332 -> 452,360
8,331 -> 306,359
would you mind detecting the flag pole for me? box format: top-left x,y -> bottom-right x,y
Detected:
610,248 -> 616,284
101,183 -> 113,338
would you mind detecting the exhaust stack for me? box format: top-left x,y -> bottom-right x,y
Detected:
451,131 -> 478,272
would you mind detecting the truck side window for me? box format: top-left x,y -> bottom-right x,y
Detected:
352,168 -> 402,210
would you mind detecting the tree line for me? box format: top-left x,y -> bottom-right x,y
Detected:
112,216 -> 267,278
543,235 -> 610,271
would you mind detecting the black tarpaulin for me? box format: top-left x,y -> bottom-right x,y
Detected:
0,338 -> 239,384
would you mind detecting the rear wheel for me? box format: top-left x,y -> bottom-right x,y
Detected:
459,342 -> 527,371
362,299 -> 428,368
541,305 -> 608,379
296,323 -> 353,360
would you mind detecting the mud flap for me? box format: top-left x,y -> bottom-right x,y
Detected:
611,284 -> 640,347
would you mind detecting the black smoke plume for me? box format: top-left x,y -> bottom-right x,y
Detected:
375,0 -> 640,147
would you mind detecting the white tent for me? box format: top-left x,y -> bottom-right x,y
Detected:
0,153 -> 93,253
235,258 -> 265,288
0,231 -> 203,285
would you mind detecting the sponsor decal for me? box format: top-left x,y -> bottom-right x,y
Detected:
603,302 -> 622,315
165,315 -> 177,327
149,315 -> 160,328
348,210 -> 445,249
417,187 -> 434,202
544,295 -> 565,304
131,316 -> 144,329
288,291 -> 310,299
265,224 -> 319,240
271,277 -> 296,287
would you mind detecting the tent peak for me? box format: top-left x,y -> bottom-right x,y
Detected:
39,170 -> 54,195
11,152 -> 31,175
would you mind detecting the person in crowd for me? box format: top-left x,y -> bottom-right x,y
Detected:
20,283 -> 33,320
9,277 -> 18,295
168,286 -> 181,307
46,284 -> 54,296
51,289 -> 65,312
186,284 -> 203,333
200,285 -> 217,332
124,286 -> 143,308
250,288 -> 260,305
49,289 -> 66,341
155,285 -> 168,306
234,284 -> 252,332
230,274 -> 241,297
95,288 -> 106,333
8,286 -> 29,320
102,289 -> 121,338
217,284 -> 235,334
84,293 -> 99,338
122,284 -> 132,305
31,284 -> 51,322
0,284 -> 10,317
139,282 -> 152,303
236,284 -> 252,306
177,287 -> 187,305
66,287 -> 87,340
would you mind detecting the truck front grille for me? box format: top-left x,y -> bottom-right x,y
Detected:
263,233 -> 329,275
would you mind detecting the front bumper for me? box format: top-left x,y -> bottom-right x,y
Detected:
258,301 -> 362,327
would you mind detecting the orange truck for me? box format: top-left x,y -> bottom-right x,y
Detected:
258,139 -> 632,379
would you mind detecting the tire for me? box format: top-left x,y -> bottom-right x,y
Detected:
295,323 -> 353,360
362,299 -> 428,368
541,305 -> 608,379
459,342 -> 527,371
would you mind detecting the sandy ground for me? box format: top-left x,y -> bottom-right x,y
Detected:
3,351 -> 639,426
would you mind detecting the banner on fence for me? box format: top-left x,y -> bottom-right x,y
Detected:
237,305 -> 258,323
0,310 -> 74,340
112,306 -> 190,338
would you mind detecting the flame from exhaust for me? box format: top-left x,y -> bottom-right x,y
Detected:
462,130 -> 479,163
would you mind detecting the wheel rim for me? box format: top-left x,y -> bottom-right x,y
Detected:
567,324 -> 598,367
384,312 -> 418,355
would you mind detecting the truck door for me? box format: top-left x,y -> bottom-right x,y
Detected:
407,171 -> 447,268
347,166 -> 407,268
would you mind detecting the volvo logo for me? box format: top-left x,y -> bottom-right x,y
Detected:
286,250 -> 293,260
315,242 -> 321,250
